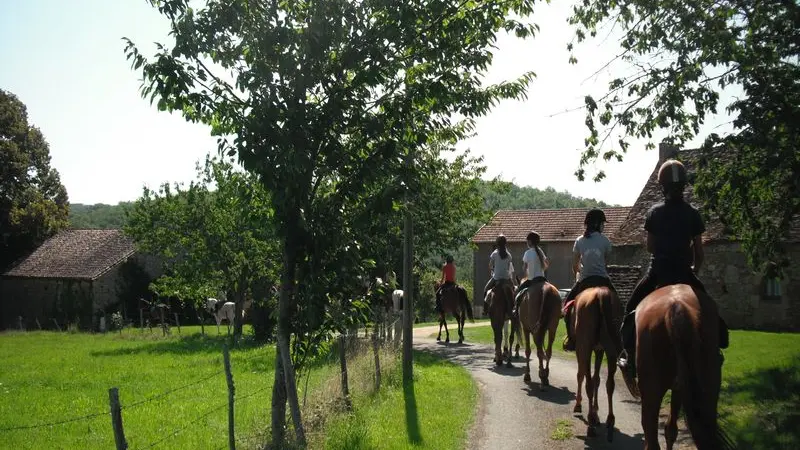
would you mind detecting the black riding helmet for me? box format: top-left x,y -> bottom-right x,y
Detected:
584,208 -> 607,225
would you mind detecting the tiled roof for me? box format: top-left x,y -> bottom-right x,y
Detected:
3,229 -> 136,281
611,148 -> 800,245
471,207 -> 632,243
608,265 -> 642,304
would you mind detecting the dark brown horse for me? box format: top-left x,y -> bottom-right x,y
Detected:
566,286 -> 623,442
485,279 -> 516,367
634,284 -> 735,450
517,278 -> 562,387
434,282 -> 474,344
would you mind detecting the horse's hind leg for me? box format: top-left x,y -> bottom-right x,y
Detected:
589,349 -> 603,427
443,316 -> 450,343
574,346 -> 591,415
457,312 -> 464,344
601,335 -> 619,442
523,328 -> 532,383
665,388 -> 682,450
437,316 -> 443,341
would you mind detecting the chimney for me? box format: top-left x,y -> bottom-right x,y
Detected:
659,142 -> 679,163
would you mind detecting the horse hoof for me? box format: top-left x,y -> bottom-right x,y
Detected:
573,404 -> 582,414
458,339 -> 463,344
523,373 -> 531,383
496,360 -> 503,367
587,426 -> 596,438
436,336 -> 441,341
445,338 -> 450,343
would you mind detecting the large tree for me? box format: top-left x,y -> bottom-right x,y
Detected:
125,0 -> 537,445
568,0 -> 799,270
124,155 -> 280,340
0,89 -> 69,272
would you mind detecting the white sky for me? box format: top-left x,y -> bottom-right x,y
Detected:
0,0 -> 737,207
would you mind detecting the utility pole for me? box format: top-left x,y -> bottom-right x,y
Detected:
402,154 -> 414,383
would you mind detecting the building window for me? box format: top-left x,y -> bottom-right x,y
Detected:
762,277 -> 782,303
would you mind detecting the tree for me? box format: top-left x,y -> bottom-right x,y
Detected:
568,0 -> 799,271
0,89 -> 69,272
124,155 -> 280,340
125,0 -> 538,445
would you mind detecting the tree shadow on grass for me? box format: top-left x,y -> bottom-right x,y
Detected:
89,332 -> 267,357
719,355 -> 800,450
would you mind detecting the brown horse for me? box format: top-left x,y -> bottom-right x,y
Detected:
434,282 -> 474,344
566,286 -> 623,442
634,284 -> 735,450
518,278 -> 562,387
485,279 -> 516,367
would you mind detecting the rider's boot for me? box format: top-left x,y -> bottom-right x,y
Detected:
562,308 -> 576,352
617,312 -> 640,398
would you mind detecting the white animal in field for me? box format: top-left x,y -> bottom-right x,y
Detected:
206,298 -> 238,335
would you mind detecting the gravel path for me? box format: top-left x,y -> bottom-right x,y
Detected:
412,323 -> 696,450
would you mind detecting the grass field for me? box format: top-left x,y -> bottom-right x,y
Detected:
0,326 -> 477,450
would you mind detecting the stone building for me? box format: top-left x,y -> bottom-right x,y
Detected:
609,143 -> 799,330
0,229 -> 161,330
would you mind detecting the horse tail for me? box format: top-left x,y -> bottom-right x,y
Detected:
597,287 -> 619,354
461,290 -> 474,323
670,302 -> 736,450
533,284 -> 552,344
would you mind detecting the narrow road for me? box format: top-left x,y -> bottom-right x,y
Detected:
412,323 -> 696,450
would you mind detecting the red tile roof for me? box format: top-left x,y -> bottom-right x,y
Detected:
471,207 -> 632,243
3,229 -> 136,281
611,148 -> 800,245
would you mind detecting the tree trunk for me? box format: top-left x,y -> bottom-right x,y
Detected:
402,208 -> 414,383
338,333 -> 352,410
233,290 -> 244,341
276,243 -> 306,446
270,343 -> 287,448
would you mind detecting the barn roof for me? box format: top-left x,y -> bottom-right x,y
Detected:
471,207 -> 632,244
2,229 -> 136,281
610,147 -> 800,246
608,265 -> 642,304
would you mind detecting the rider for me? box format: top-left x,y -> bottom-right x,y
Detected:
561,208 -> 618,351
617,159 -> 729,381
511,231 -> 550,317
435,255 -> 469,312
483,234 -> 516,312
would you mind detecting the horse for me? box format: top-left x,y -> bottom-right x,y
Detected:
633,284 -> 735,450
434,282 -> 474,344
139,297 -> 170,333
485,280 -> 517,367
517,278 -> 562,387
565,286 -> 623,442
205,297 -> 238,335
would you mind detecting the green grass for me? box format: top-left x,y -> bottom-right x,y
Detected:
718,329 -> 800,450
0,326 -> 476,450
550,419 -> 574,441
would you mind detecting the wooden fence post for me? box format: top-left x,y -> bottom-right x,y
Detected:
223,345 -> 235,450
52,318 -> 61,332
17,316 -> 24,331
108,387 -> 128,450
139,309 -> 144,332
35,318 -> 42,330
174,313 -> 181,334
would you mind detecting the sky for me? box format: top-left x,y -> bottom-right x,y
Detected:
0,0 -> 737,207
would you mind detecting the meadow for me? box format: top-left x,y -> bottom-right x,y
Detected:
0,326 -> 477,450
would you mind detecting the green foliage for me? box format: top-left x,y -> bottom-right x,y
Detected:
124,154 -> 280,337
68,203 -> 132,229
568,0 -> 799,270
0,89 -> 69,271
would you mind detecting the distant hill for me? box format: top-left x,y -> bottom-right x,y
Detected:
68,202 -> 132,229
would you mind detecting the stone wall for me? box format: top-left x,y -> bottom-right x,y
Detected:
611,242 -> 800,331
0,278 -> 93,330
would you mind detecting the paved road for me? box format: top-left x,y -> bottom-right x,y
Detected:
412,323 -> 696,450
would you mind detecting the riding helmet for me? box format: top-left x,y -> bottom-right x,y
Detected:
526,231 -> 541,245
584,208 -> 607,225
657,159 -> 688,188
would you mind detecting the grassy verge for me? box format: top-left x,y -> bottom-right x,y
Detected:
718,329 -> 800,449
0,326 -> 476,450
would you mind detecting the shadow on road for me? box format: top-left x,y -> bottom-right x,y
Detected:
573,415 -> 645,449
522,381 -> 574,405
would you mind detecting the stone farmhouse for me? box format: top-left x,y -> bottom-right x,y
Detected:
471,143 -> 799,330
0,229 -> 161,330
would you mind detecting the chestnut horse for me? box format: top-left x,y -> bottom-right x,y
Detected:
566,286 -> 623,442
634,284 -> 735,450
517,278 -> 562,387
434,282 -> 474,344
485,280 -> 516,367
